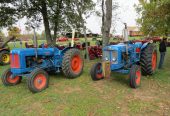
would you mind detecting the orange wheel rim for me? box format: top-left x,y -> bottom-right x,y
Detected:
152,52 -> 157,70
6,72 -> 20,84
136,69 -> 141,85
71,55 -> 82,73
96,65 -> 103,79
34,74 -> 47,90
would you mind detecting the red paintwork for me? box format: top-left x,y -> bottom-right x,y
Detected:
88,46 -> 102,60
71,55 -> 83,73
136,48 -> 141,53
6,71 -> 20,84
152,52 -> 157,71
34,74 -> 47,90
10,54 -> 20,68
135,68 -> 141,85
96,65 -> 103,79
57,37 -> 68,42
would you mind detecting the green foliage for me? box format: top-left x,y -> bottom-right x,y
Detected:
0,0 -> 95,44
136,0 -> 170,36
0,0 -> 22,27
7,26 -> 21,38
0,30 -> 5,40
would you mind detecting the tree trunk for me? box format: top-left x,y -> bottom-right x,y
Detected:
41,1 -> 52,45
83,25 -> 89,60
53,0 -> 63,44
102,0 -> 112,47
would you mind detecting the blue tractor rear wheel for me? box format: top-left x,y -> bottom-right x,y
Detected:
90,62 -> 104,81
129,65 -> 141,88
140,43 -> 157,75
62,48 -> 84,79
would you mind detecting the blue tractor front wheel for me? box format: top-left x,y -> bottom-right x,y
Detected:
1,68 -> 22,86
90,62 -> 104,81
129,65 -> 141,88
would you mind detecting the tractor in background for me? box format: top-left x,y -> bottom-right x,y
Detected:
0,36 -> 15,65
1,29 -> 84,93
90,24 -> 157,88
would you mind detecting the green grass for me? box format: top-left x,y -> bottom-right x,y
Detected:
0,43 -> 170,115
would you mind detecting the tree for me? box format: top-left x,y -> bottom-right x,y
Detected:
8,26 -> 21,38
136,0 -> 170,36
101,0 -> 113,47
0,0 -> 95,45
70,0 -> 95,60
0,0 -> 19,27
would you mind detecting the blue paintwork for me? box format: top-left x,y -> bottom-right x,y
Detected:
10,47 -> 73,77
103,41 -> 149,74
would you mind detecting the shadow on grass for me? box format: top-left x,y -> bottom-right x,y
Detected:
109,72 -> 130,88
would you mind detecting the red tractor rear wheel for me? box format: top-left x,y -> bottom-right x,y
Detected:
62,48 -> 84,78
27,68 -> 49,93
90,62 -> 104,81
129,65 -> 141,88
1,68 -> 22,86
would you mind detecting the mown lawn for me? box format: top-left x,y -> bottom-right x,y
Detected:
0,45 -> 170,116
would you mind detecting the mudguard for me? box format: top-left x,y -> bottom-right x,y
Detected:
141,42 -> 149,50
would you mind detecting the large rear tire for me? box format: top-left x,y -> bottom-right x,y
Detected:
129,65 -> 141,88
140,43 -> 157,76
27,68 -> 49,93
1,68 -> 22,86
0,50 -> 10,65
62,48 -> 84,79
90,62 -> 104,81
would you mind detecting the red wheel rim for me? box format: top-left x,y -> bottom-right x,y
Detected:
34,74 -> 47,90
6,72 -> 20,84
135,69 -> 141,85
152,52 -> 157,70
96,65 -> 103,79
71,55 -> 82,73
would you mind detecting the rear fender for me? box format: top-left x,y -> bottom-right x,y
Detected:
0,48 -> 10,52
61,47 -> 74,55
141,42 -> 149,50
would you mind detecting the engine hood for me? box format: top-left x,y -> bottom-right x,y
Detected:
103,43 -> 126,52
10,48 -> 54,56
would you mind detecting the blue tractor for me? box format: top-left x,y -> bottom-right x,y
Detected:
1,47 -> 84,93
1,29 -> 84,93
90,41 -> 157,88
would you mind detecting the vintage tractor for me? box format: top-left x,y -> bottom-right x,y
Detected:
90,24 -> 157,88
90,41 -> 157,88
0,36 -> 15,65
1,29 -> 84,93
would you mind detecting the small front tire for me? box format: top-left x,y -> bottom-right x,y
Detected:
129,65 -> 141,88
90,62 -> 104,81
1,68 -> 22,86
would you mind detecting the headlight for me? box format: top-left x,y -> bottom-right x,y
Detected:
112,57 -> 117,62
105,57 -> 109,61
103,51 -> 110,61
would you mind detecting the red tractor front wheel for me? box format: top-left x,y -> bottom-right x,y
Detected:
1,68 -> 22,86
